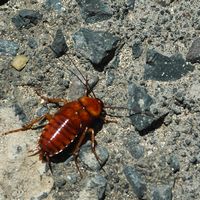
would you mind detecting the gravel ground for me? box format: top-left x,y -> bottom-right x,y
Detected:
0,0 -> 200,200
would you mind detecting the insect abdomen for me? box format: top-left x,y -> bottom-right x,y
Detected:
39,101 -> 90,160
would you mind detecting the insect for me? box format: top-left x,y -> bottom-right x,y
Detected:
1,56 -> 109,175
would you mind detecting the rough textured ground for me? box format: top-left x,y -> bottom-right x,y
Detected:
0,0 -> 200,200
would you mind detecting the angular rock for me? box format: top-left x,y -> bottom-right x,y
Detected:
186,37 -> 200,64
76,0 -> 113,23
144,49 -> 194,81
51,29 -> 68,57
79,141 -> 109,171
12,9 -> 42,29
128,83 -> 168,133
128,83 -> 154,113
123,166 -> 147,199
0,39 -> 19,56
73,28 -> 120,71
128,82 -> 154,131
152,185 -> 172,200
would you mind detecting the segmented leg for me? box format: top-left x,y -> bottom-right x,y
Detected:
72,127 -> 88,177
1,113 -> 52,136
88,128 -> 103,168
103,117 -> 118,124
46,155 -> 53,174
35,90 -> 68,104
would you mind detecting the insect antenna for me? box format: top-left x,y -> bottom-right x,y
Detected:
60,54 -> 96,98
104,105 -> 130,118
104,105 -> 153,118
104,105 -> 129,110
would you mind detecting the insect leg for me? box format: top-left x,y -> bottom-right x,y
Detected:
1,113 -> 52,136
73,154 -> 83,178
88,128 -> 103,166
45,154 -> 53,174
72,128 -> 88,177
35,90 -> 68,104
103,117 -> 118,124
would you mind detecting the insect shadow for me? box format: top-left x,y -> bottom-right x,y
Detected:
0,0 -> 9,6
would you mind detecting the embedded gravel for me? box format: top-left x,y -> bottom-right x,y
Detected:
0,0 -> 200,200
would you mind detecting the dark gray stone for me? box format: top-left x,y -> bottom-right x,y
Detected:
51,29 -> 68,57
12,9 -> 42,29
0,39 -> 19,56
152,185 -> 172,200
128,82 -> 154,113
106,69 -> 115,86
127,0 -> 136,10
123,166 -> 147,199
36,106 -> 48,117
44,0 -> 63,12
73,28 -> 120,71
55,178 -> 66,189
144,49 -> 194,81
186,37 -> 200,64
128,82 -> 154,132
128,143 -> 144,159
82,175 -> 107,200
128,83 -> 168,133
132,40 -> 143,58
129,114 -> 155,132
27,38 -> 38,49
13,103 -> 28,123
79,141 -> 109,171
76,0 -> 113,23
167,155 -> 180,173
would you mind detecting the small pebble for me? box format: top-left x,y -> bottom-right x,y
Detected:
66,174 -> 78,184
152,185 -> 172,200
79,141 -> 109,171
0,39 -> 19,56
78,175 -> 107,200
11,55 -> 29,71
123,166 -> 147,199
167,154 -> 180,173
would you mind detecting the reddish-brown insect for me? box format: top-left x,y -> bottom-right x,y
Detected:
1,56 -> 108,174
